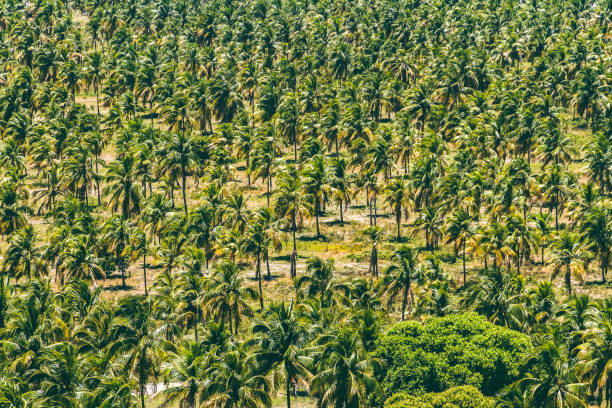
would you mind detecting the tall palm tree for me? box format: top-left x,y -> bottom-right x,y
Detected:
84,52 -> 104,117
3,225 -> 48,282
104,154 -> 143,219
510,340 -> 586,408
310,329 -> 380,408
160,132 -> 196,215
275,166 -> 312,278
103,215 -> 132,290
160,340 -> 209,408
111,296 -> 161,408
576,308 -> 612,408
58,235 -> 103,287
445,207 -> 474,285
549,232 -> 588,296
330,158 -> 352,225
581,206 -> 612,284
201,348 -> 272,408
302,154 -> 332,238
252,302 -> 311,408
381,246 -> 419,320
203,261 -> 258,335
384,176 -> 409,241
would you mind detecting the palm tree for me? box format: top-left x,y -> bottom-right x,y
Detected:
251,302 -> 311,408
576,308 -> 612,408
302,154 -> 332,238
362,226 -> 383,278
104,154 -> 143,219
160,132 -> 195,215
201,348 -> 272,408
510,340 -> 586,408
549,232 -> 588,296
84,52 -> 104,117
103,215 -> 132,290
128,228 -> 149,295
111,296 -> 161,408
310,329 -> 380,408
58,235 -> 103,287
241,218 -> 268,311
532,212 -> 553,265
414,206 -> 443,253
381,246 -> 419,320
581,206 -> 612,284
296,257 -> 337,307
384,177 -> 409,241
445,207 -> 474,285
275,166 -> 312,278
461,268 -> 526,329
160,340 -> 209,408
277,93 -> 300,162
0,183 -> 29,240
330,158 -> 352,225
203,261 -> 258,335
3,225 -> 48,282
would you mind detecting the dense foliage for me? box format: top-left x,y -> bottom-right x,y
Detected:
384,386 -> 493,408
0,0 -> 611,406
374,313 -> 530,403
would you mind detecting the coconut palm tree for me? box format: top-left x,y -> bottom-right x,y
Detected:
203,261 -> 258,335
549,232 -> 588,296
310,329 -> 380,408
251,302 -> 312,408
581,206 -> 612,284
3,225 -> 48,282
446,207 -> 474,285
104,154 -> 143,219
275,166 -> 312,278
111,295 -> 161,408
201,348 -> 272,408
381,246 -> 419,320
384,176 -> 409,241
160,132 -> 196,215
302,154 -> 332,238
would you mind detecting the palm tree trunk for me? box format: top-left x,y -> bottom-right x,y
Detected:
257,254 -> 264,311
95,83 -> 100,117
401,281 -> 408,321
121,264 -> 126,289
462,240 -> 466,286
565,265 -> 572,296
246,153 -> 251,187
339,200 -> 344,225
182,170 -> 188,215
396,205 -> 401,241
286,376 -> 292,408
315,200 -> 320,237
266,250 -> 271,278
143,252 -> 148,296
291,215 -> 297,278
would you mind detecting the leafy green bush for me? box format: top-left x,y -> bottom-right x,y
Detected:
384,386 -> 494,408
373,313 -> 530,404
